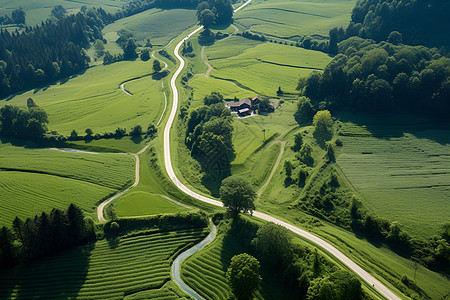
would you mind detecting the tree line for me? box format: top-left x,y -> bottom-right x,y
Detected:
344,0 -> 450,49
0,204 -> 96,270
298,38 -> 450,117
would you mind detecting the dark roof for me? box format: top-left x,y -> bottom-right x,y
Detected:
229,98 -> 251,108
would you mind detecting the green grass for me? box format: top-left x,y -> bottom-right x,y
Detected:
116,192 -> 187,217
0,0 -> 125,26
1,59 -> 165,135
234,0 -> 357,38
0,227 -> 207,299
0,171 -> 115,227
102,8 -> 197,46
336,115 -> 450,239
206,36 -> 332,96
0,142 -> 135,226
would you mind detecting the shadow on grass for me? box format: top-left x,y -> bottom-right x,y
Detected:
0,242 -> 94,299
337,110 -> 450,145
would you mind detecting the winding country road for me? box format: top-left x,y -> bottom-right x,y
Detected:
163,1 -> 400,299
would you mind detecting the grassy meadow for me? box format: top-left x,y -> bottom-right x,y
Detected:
336,115 -> 450,239
206,36 -> 332,96
0,0 -> 125,26
103,8 -> 197,46
234,0 -> 357,38
116,192 -> 187,217
0,227 -> 207,299
1,59 -> 165,135
0,143 -> 135,226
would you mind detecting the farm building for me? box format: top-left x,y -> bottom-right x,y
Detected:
227,96 -> 261,116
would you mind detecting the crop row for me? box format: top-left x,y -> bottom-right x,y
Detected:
0,228 -> 206,299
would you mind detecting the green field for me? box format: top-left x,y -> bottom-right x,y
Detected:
206,36 -> 332,96
0,0 -> 126,26
234,0 -> 356,38
336,115 -> 450,239
0,227 -> 207,299
116,192 -> 188,217
103,8 -> 197,46
1,59 -> 165,135
0,143 -> 134,226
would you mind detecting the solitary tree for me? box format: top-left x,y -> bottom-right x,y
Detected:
292,132 -> 303,152
313,110 -> 333,140
220,176 -> 256,217
123,39 -> 137,60
252,223 -> 293,268
85,128 -> 93,138
227,253 -> 261,300
153,59 -> 162,73
199,9 -> 215,28
284,160 -> 293,178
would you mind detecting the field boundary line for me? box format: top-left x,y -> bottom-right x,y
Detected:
156,82 -> 168,127
257,140 -> 285,196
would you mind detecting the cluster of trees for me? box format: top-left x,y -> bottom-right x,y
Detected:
0,104 -> 49,141
0,8 -> 26,25
344,0 -> 450,48
238,30 -> 266,42
252,223 -> 363,299
197,0 -> 234,28
185,92 -> 235,182
351,200 -> 449,275
0,9 -> 111,97
299,38 -> 450,116
220,217 -> 366,299
0,204 -> 96,270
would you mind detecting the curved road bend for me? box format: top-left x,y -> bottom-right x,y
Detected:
163,1 -> 400,299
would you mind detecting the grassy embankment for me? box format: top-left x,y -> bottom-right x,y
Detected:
0,143 -> 134,227
0,225 -> 208,299
234,0 -> 357,38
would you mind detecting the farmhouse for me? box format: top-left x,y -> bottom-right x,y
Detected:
227,96 -> 261,117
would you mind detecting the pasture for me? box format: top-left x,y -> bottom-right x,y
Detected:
206,36 -> 332,96
336,115 -> 450,239
234,0 -> 357,38
0,143 -> 134,226
102,8 -> 197,46
1,59 -> 165,135
0,227 -> 207,299
116,192 -> 187,217
0,0 -> 125,26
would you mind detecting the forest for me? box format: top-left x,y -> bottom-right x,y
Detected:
346,0 -> 450,48
0,11 -> 107,98
300,38 -> 450,116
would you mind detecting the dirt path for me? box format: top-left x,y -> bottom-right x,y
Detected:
97,145 -> 149,222
156,82 -> 168,127
257,140 -> 286,196
201,46 -> 213,77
